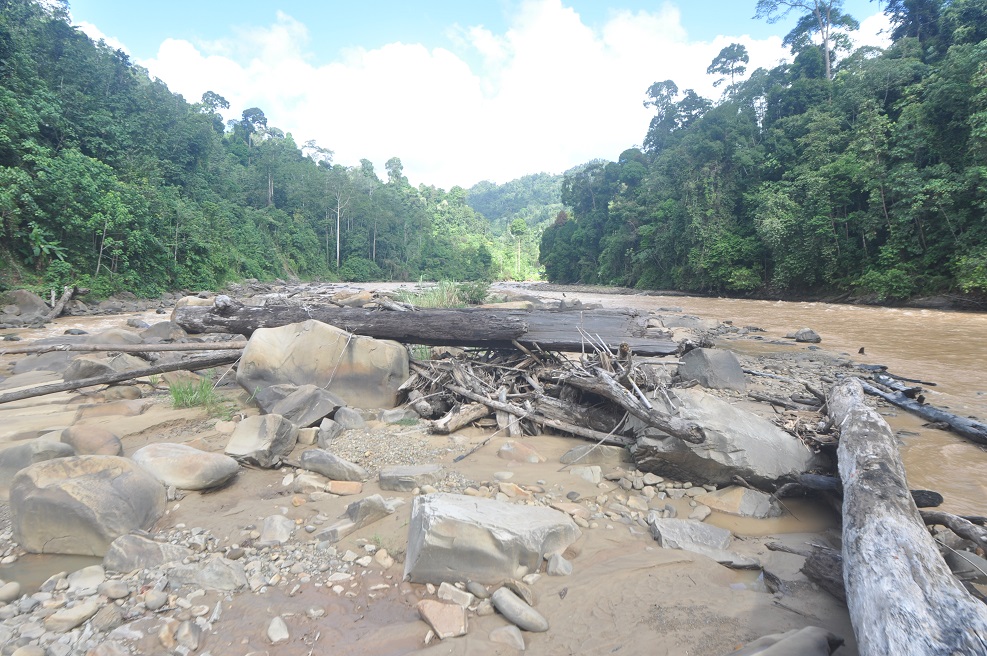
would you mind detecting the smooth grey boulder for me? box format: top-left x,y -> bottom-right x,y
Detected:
333,406 -> 367,429
140,321 -> 187,343
316,494 -> 403,542
269,384 -> 344,428
2,289 -> 48,320
167,556 -> 246,592
225,414 -> 298,468
60,425 -> 123,456
103,534 -> 193,573
491,587 -> 550,632
793,327 -> 822,343
317,418 -> 343,448
62,353 -> 147,382
677,348 -> 747,392
236,320 -> 409,409
379,464 -> 443,492
132,443 -> 239,490
559,444 -> 632,466
630,388 -> 824,487
251,384 -> 298,414
404,493 -> 581,585
648,516 -> 757,567
11,455 -> 166,556
300,449 -> 368,482
0,440 -> 75,501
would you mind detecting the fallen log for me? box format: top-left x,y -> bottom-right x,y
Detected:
828,378 -> 987,655
0,341 -> 248,356
766,541 -> 845,602
920,510 -> 987,553
860,379 -> 987,445
0,354 -> 240,405
432,402 -> 491,434
172,295 -> 680,356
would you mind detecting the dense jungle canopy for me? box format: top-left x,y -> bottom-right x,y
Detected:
1,0 -> 985,302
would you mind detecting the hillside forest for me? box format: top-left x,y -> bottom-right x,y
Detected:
1,0 -> 986,303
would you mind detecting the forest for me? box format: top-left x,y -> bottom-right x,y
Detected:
0,0 -> 556,297
541,0 -> 987,300
2,0 -> 986,302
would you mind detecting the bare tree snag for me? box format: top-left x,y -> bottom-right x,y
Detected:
172,296 -> 679,356
45,285 -> 77,321
828,378 -> 987,655
859,379 -> 987,445
0,354 -> 241,405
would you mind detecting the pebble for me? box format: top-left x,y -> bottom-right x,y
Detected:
268,616 -> 290,644
11,647 -> 46,656
490,625 -> 526,650
547,554 -> 573,576
97,580 -> 130,600
0,581 -> 22,603
144,590 -> 168,611
466,581 -> 489,599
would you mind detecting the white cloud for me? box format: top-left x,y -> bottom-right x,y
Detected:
74,20 -> 130,54
136,0 -> 891,189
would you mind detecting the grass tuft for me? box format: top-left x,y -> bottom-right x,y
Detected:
394,280 -> 489,308
168,376 -> 218,409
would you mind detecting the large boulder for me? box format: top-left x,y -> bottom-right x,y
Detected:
236,320 -> 409,409
62,353 -> 147,382
269,384 -> 345,428
60,426 -> 123,456
2,289 -> 49,322
132,443 -> 239,490
299,449 -> 368,482
140,321 -> 188,343
0,440 -> 76,501
404,493 -> 581,585
225,414 -> 297,468
677,348 -> 747,392
10,455 -> 166,556
630,388 -> 824,487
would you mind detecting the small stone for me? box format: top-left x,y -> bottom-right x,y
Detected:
491,587 -> 549,632
497,441 -> 546,463
144,590 -> 168,611
11,646 -> 46,656
490,625 -> 526,650
0,581 -> 22,603
44,599 -> 100,632
417,599 -> 467,639
268,616 -> 290,644
97,580 -> 130,599
374,549 -> 395,569
438,581 -> 475,607
689,505 -> 712,521
326,480 -> 363,495
546,554 -> 572,576
569,466 -> 602,484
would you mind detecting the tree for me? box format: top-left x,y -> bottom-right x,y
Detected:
755,0 -> 859,80
707,43 -> 750,89
509,217 -> 528,279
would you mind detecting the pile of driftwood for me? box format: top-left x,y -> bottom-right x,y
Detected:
399,339 -> 707,462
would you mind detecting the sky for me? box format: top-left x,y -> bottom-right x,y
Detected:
68,0 -> 892,190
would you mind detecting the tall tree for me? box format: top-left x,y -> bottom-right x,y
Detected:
707,43 -> 751,89
755,0 -> 859,80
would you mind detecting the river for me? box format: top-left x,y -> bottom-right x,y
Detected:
504,283 -> 987,516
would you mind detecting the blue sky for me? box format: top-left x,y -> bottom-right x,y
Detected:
70,0 -> 890,188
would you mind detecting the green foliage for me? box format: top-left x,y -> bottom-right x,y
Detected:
339,257 -> 384,282
168,376 -> 218,409
394,280 -> 488,308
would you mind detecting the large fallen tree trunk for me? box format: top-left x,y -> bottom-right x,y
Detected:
0,341 -> 248,355
828,378 -> 987,655
0,354 -> 240,405
860,379 -> 987,446
172,295 -> 679,356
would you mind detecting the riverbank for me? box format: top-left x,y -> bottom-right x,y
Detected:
1,281 -> 984,654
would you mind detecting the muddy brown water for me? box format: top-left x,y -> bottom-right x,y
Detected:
502,283 -> 987,516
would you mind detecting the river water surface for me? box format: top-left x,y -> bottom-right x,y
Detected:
506,284 -> 987,516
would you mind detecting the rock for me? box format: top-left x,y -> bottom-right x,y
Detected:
267,616 -> 290,644
317,418 -> 343,448
317,495 -> 402,542
144,590 -> 169,611
498,441 -> 546,463
250,384 -> 298,414
0,581 -> 21,603
648,516 -> 757,567
379,464 -> 443,492
0,440 -> 76,501
269,384 -> 345,428
67,564 -> 105,593
62,353 -> 146,382
333,406 -> 367,429
325,480 -> 363,495
11,647 -> 46,656
132,443 -> 239,490
74,398 -> 150,420
297,427 -> 318,445
225,414 -> 298,468
90,604 -> 124,633
547,553 -> 573,576
236,320 -> 409,409
559,444 -> 632,466
3,290 -> 49,321
44,599 -> 100,632
466,581 -> 490,599
259,514 -> 296,544
140,321 -> 187,342
695,486 -> 780,519
688,505 -> 712,521
11,455 -> 166,556
97,580 -> 130,599
630,388 -> 825,487
490,625 -> 526,650
568,465 -> 602,484
60,426 -> 123,456
381,407 -> 418,423
793,327 -> 822,343
167,556 -> 246,592
946,550 -> 987,585
404,493 -> 581,585
103,534 -> 193,572
300,449 -> 368,482
491,587 -> 549,632
416,599 -> 468,639
725,626 -> 844,655
438,581 -> 475,607
677,348 -> 747,392
176,620 -> 201,650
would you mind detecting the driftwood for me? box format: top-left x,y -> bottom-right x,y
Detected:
432,402 -> 491,434
860,379 -> 987,445
0,354 -> 241,405
829,378 -> 987,655
172,295 -> 679,356
0,341 -> 248,356
921,510 -> 987,553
